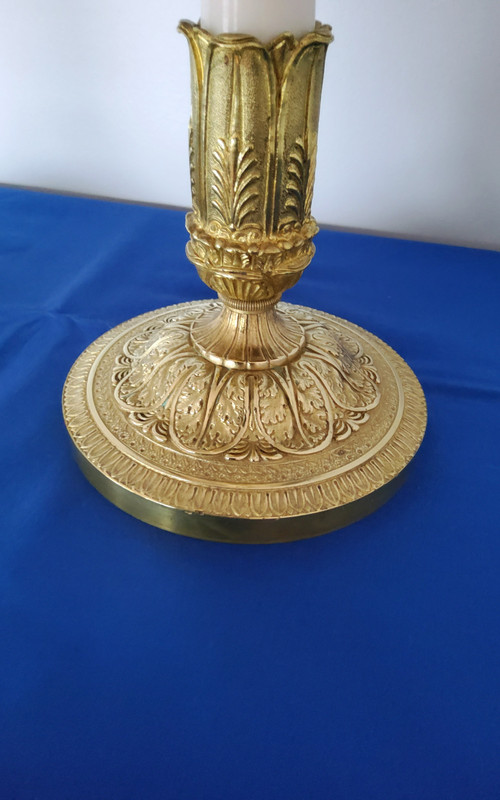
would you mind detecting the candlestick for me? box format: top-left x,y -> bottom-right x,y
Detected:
62,17 -> 426,543
201,0 -> 315,41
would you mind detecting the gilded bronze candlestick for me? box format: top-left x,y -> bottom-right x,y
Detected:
62,21 -> 426,543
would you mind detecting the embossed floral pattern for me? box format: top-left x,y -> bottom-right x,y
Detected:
112,304 -> 380,461
179,21 -> 333,302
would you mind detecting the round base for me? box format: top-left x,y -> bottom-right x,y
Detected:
62,301 -> 426,543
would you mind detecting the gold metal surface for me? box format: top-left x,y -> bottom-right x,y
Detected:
63,301 -> 426,542
62,21 -> 426,543
180,20 -> 332,368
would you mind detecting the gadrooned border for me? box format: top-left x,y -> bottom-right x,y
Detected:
62,302 -> 427,520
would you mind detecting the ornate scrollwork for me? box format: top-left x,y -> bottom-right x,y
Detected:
112,304 -> 380,461
61,19 -> 427,540
179,21 -> 332,302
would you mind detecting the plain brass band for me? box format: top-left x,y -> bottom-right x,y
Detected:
73,441 -> 410,545
62,22 -> 427,542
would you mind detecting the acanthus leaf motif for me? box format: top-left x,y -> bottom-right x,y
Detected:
212,137 -> 260,230
188,125 -> 199,216
284,137 -> 313,225
113,309 -> 381,461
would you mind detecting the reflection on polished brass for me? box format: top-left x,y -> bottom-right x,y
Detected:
62,21 -> 426,543
62,301 -> 426,542
179,20 -> 332,368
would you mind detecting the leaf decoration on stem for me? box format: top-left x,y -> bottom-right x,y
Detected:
212,136 -> 260,229
285,137 -> 313,224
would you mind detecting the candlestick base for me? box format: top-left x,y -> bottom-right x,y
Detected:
62,299 -> 426,543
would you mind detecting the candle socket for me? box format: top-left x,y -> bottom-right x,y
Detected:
62,22 -> 426,542
180,21 -> 331,367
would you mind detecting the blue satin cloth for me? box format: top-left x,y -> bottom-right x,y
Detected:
1,187 -> 499,799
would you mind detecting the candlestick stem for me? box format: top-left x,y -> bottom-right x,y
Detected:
62,21 -> 426,542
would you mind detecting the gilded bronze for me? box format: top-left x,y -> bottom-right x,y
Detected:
180,20 -> 332,367
62,21 -> 426,542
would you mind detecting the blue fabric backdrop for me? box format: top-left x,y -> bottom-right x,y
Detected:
1,186 -> 499,799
